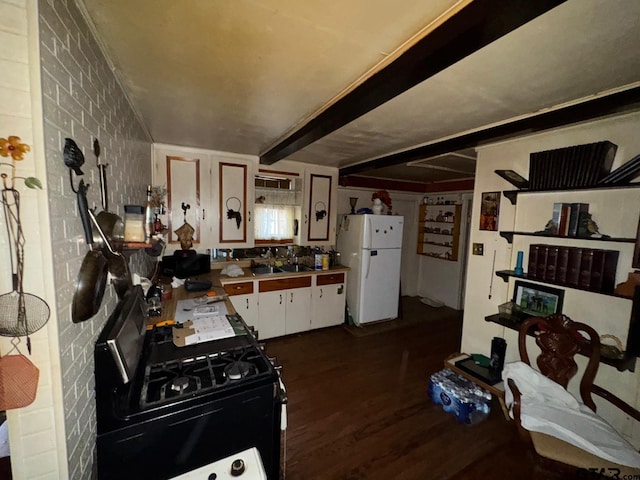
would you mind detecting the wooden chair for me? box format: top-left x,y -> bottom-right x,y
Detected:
507,313 -> 640,477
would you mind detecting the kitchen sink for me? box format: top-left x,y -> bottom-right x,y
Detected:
250,265 -> 284,275
279,264 -> 314,273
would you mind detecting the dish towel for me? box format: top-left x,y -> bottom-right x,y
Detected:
503,361 -> 640,468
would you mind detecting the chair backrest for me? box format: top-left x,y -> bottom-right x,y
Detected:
518,314 -> 601,411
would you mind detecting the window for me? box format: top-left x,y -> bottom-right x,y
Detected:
254,204 -> 295,243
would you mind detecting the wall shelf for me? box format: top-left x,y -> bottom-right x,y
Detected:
494,270 -> 632,299
501,183 -> 640,205
485,313 -> 637,372
499,231 -> 635,244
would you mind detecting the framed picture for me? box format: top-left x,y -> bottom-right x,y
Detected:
513,280 -> 564,317
494,169 -> 529,189
479,191 -> 500,231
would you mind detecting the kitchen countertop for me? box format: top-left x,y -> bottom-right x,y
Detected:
150,264 -> 349,328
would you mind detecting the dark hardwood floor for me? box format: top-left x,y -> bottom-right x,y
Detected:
265,297 -> 559,480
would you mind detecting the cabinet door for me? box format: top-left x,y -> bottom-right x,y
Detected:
299,166 -> 338,246
311,281 -> 345,329
218,159 -> 254,247
307,174 -> 332,242
285,287 -> 312,335
166,155 -> 201,245
229,294 -> 259,331
258,290 -> 286,339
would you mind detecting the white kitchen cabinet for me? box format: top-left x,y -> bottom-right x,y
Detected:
162,155 -> 204,246
216,157 -> 255,248
298,165 -> 338,246
258,276 -> 312,339
223,281 -> 259,332
311,272 -> 346,329
154,144 -> 258,250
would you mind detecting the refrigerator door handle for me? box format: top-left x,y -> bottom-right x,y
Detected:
365,251 -> 371,279
365,216 -> 372,249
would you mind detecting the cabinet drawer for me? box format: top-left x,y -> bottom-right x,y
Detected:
316,272 -> 345,286
224,282 -> 254,296
259,276 -> 312,293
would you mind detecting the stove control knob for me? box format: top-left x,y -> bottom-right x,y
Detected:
207,474 -> 217,480
230,458 -> 245,476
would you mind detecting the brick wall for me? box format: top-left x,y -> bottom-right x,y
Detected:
37,0 -> 151,478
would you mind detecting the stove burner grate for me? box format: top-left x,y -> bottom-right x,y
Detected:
139,345 -> 268,409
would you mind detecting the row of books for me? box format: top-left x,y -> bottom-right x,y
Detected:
551,202 -> 589,237
527,244 -> 619,293
529,141 -> 617,190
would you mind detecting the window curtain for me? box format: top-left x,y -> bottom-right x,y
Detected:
254,204 -> 295,241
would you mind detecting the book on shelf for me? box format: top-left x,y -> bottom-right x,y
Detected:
568,203 -> 589,237
566,247 -> 583,287
590,250 -> 619,293
545,246 -> 560,282
578,249 -> 595,290
556,247 -> 570,285
528,244 -> 541,278
536,246 -> 549,280
551,203 -> 571,236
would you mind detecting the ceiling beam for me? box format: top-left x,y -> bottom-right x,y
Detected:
339,86 -> 640,176
339,175 -> 474,194
260,0 -> 566,165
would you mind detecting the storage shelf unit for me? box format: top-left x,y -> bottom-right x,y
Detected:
493,176 -> 640,371
416,203 -> 461,261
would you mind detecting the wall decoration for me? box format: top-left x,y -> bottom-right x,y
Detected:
314,201 -> 327,221
513,280 -> 564,317
308,174 -> 331,241
226,196 -> 242,229
480,191 -> 500,231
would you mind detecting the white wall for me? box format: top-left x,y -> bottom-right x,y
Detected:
461,111 -> 640,447
0,1 -> 65,478
0,1 -> 152,479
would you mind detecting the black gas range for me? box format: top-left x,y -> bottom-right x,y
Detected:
94,286 -> 285,479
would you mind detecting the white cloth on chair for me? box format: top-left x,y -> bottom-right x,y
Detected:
503,361 -> 640,468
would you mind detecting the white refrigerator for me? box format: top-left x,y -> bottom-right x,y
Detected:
337,214 -> 404,325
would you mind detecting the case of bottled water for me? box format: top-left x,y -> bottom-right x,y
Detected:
428,369 -> 491,425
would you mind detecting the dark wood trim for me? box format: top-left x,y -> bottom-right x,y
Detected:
316,273 -> 345,286
307,174 -> 332,242
633,214 -> 640,269
260,0 -> 566,165
340,86 -> 640,177
223,282 -> 254,296
339,175 -> 474,193
219,162 -> 248,243
257,168 -> 300,177
259,276 -> 312,293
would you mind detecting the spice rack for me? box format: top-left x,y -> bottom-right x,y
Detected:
416,203 -> 461,261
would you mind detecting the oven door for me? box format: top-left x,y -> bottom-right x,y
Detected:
96,382 -> 281,480
168,447 -> 266,479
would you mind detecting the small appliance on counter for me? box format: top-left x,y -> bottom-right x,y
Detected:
161,251 -> 211,278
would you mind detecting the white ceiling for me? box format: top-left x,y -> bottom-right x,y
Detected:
79,0 -> 640,184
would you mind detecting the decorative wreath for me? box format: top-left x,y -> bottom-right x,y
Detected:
314,201 -> 327,222
226,196 -> 242,229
